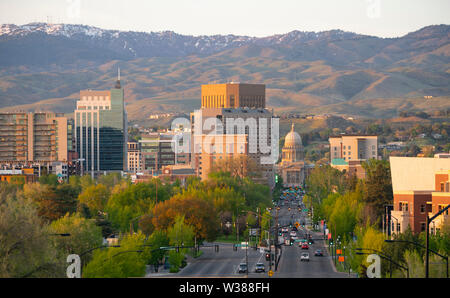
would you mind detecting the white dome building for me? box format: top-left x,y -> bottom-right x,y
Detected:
277,123 -> 305,187
282,123 -> 304,162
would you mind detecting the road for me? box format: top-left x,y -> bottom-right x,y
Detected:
147,190 -> 353,278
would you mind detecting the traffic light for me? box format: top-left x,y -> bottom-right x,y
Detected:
275,174 -> 279,184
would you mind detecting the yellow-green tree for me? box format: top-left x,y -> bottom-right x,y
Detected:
82,232 -> 150,278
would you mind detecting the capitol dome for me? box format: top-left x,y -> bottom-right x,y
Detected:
282,123 -> 304,162
284,123 -> 303,149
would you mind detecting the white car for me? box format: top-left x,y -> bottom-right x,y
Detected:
290,231 -> 297,237
300,253 -> 310,262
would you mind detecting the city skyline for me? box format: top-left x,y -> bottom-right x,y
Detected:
0,0 -> 449,38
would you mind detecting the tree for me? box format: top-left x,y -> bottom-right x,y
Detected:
22,183 -> 78,222
78,184 -> 110,216
167,215 -> 195,273
361,159 -> 393,226
146,230 -> 169,268
38,174 -> 59,187
106,182 -> 168,232
0,196 -> 61,277
152,194 -> 219,242
210,155 -> 263,180
82,232 -> 150,278
49,213 -> 103,262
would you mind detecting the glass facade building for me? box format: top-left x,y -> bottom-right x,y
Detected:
74,81 -> 127,175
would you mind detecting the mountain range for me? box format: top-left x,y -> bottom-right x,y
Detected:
0,22 -> 449,121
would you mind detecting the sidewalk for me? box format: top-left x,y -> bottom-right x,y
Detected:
145,255 -> 195,277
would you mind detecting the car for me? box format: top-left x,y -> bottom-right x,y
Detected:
314,249 -> 323,256
238,263 -> 247,273
300,253 -> 310,262
290,231 -> 297,237
255,263 -> 265,273
301,243 -> 309,250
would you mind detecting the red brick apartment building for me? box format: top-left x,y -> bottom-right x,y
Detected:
390,156 -> 450,235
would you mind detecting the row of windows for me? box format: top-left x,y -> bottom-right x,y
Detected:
82,96 -> 110,101
77,106 -> 110,110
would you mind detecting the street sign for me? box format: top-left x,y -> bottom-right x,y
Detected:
303,209 -> 309,212
336,249 -> 342,255
338,256 -> 345,263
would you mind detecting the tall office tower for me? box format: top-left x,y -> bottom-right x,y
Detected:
74,76 -> 127,176
191,83 -> 277,187
201,83 -> 265,109
0,112 -> 68,162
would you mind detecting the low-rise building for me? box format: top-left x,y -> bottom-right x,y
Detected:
0,168 -> 37,183
390,156 -> 450,235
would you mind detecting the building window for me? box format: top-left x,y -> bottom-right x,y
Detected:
420,205 -> 425,213
397,223 -> 401,232
420,222 -> 426,232
399,202 -> 408,212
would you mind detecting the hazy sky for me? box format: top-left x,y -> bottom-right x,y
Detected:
0,0 -> 449,37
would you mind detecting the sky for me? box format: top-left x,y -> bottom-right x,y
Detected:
0,0 -> 449,38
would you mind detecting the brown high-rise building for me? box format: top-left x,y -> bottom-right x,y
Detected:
0,112 -> 68,162
192,82 -> 276,187
201,83 -> 265,109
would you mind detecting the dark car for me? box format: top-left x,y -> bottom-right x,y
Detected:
314,249 -> 323,256
238,263 -> 247,273
255,263 -> 265,273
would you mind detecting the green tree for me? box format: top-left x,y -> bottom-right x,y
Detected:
0,196 -> 61,277
38,174 -> 59,187
82,232 -> 149,278
78,184 -> 110,216
49,213 -> 103,262
146,230 -> 169,268
106,182 -> 168,232
361,159 -> 393,226
167,216 -> 195,272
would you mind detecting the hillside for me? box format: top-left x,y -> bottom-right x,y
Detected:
0,23 -> 449,120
